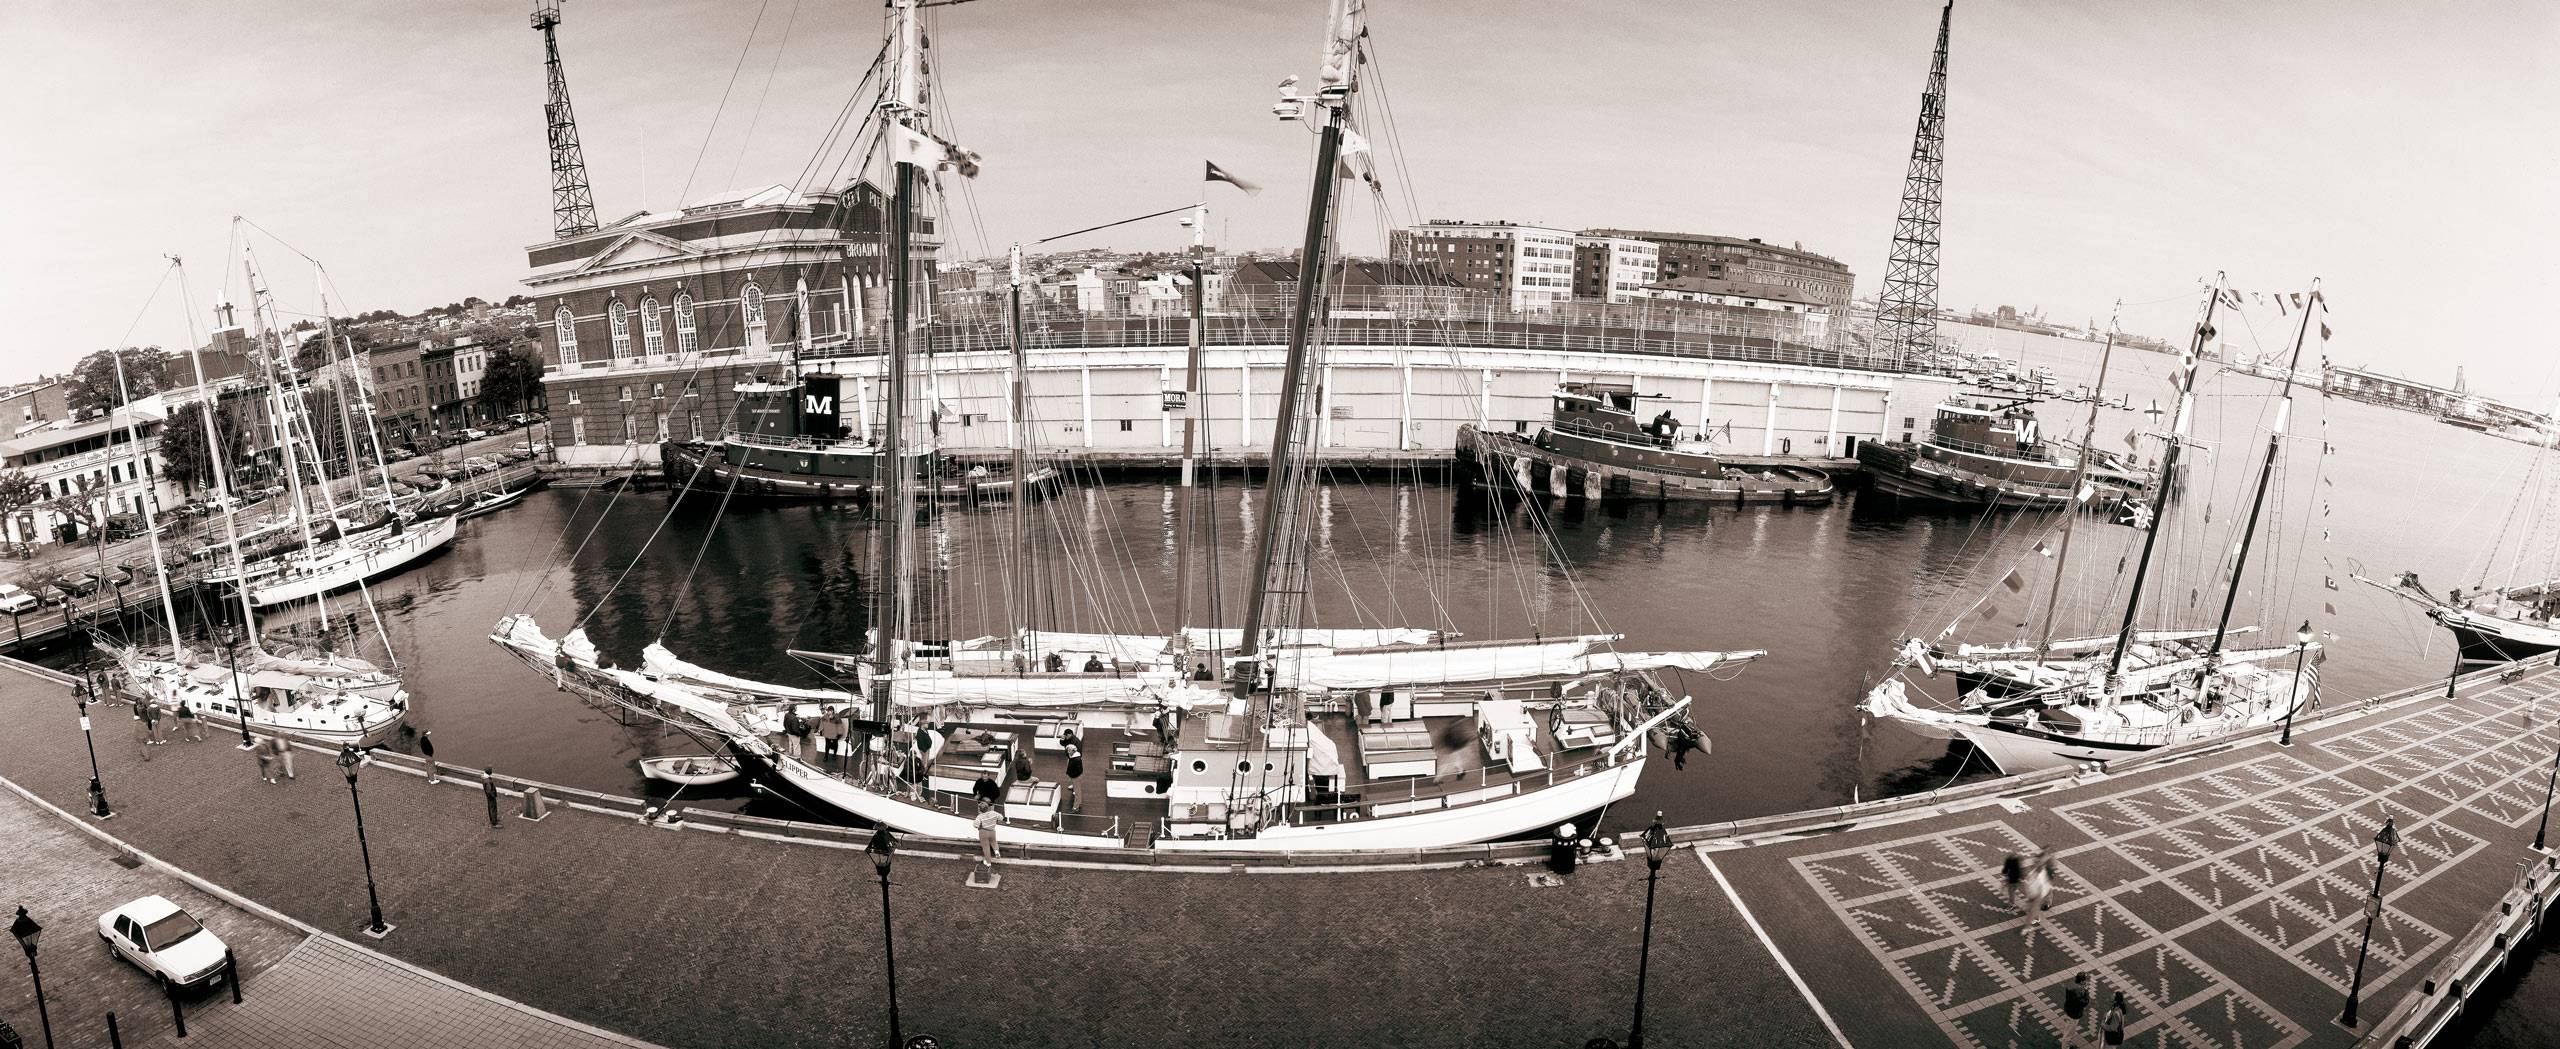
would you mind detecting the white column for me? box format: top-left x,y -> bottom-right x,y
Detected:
1763,383 -> 1779,455
1079,365 -> 1094,449
1159,364 -> 1173,447
1825,385 -> 1843,454
1317,365 -> 1335,448
1398,362 -> 1414,451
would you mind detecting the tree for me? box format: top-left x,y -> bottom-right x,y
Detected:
0,471 -> 42,548
158,401 -> 247,495
64,347 -> 173,416
40,475 -> 104,544
477,346 -> 546,417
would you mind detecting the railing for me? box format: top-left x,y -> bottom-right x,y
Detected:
1291,745 -> 1625,825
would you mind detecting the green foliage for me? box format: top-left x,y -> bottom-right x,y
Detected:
476,346 -> 546,416
64,347 -> 172,416
158,401 -> 246,494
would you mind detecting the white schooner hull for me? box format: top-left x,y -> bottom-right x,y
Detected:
241,515 -> 457,608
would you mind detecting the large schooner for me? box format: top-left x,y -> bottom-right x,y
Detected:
495,0 -> 1756,852
1863,277 -> 2323,773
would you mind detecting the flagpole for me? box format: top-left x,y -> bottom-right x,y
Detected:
2105,276 -> 2225,687
1173,200 -> 1208,657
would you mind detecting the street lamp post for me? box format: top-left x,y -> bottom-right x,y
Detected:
868,827 -> 904,1049
334,746 -> 391,938
12,905 -> 53,1049
221,625 -> 253,749
2534,743 -> 2558,854
2279,620 -> 2314,747
1627,813 -> 1673,1049
76,683 -> 111,819
2339,815 -> 2399,1028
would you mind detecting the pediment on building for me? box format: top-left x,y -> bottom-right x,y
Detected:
576,231 -> 706,274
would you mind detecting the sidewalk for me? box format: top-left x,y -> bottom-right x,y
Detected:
0,665 -> 1825,1048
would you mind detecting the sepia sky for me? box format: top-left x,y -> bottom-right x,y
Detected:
2,0 -> 2553,396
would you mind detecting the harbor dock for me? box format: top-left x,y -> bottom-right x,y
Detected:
2,654 -> 2552,1047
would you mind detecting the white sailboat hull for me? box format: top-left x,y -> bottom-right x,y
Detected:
243,515 -> 457,608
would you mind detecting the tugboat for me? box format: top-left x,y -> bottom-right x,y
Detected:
660,376 -> 1055,503
1856,396 -> 2133,510
1457,382 -> 1834,504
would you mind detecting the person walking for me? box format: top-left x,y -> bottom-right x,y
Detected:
419,731 -> 439,785
141,698 -> 164,746
2021,852 -> 2054,919
483,768 -> 503,829
254,741 -> 277,784
2099,992 -> 2128,1046
2061,971 -> 2092,1047
2002,852 -> 2026,906
269,734 -> 296,780
176,700 -> 203,742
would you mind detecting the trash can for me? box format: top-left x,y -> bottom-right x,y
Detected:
1547,822 -> 1578,875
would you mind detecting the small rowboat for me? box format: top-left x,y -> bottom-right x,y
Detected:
638,755 -> 740,786
457,487 -> 532,521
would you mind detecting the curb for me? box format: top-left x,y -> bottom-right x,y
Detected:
0,769 -> 671,1049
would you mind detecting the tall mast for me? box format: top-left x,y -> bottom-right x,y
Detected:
532,0 -> 600,239
1875,1 -> 1951,369
244,250 -> 343,630
109,343 -> 186,659
314,273 -> 373,498
2196,279 -> 2320,683
173,261 -> 262,643
1174,202 -> 1209,652
870,0 -> 923,730
1235,0 -> 1361,701
2106,277 -> 2224,681
2031,315 -> 2117,665
1005,243 -> 1036,660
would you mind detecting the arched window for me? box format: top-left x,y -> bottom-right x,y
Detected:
741,281 -> 767,346
640,296 -> 664,359
608,300 -> 631,358
795,277 -> 812,348
554,306 -> 580,368
673,292 -> 697,355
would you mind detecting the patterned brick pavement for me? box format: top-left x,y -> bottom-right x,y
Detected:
0,668 -> 1830,1048
1714,671 -> 2559,1048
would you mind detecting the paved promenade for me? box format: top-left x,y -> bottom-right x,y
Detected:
2,659 -> 2552,1047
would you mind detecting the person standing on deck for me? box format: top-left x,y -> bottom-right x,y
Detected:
973,799 -> 1000,869
820,708 -> 848,770
780,708 -> 807,761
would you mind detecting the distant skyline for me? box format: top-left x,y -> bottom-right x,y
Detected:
3,0 -> 2552,397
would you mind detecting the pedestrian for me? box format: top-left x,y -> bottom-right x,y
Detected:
176,700 -> 203,742
2061,971 -> 2092,1046
974,799 -> 1001,869
483,767 -> 503,828
1081,654 -> 1105,674
269,734 -> 296,780
1153,708 -> 1172,746
779,708 -> 806,760
974,773 -> 1000,807
142,699 -> 164,746
2099,992 -> 2127,1046
1064,743 -> 1084,781
2002,852 -> 2026,906
2021,853 -> 2053,919
419,731 -> 438,785
254,741 -> 276,784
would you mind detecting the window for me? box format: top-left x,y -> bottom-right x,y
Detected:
623,416 -> 637,444
608,300 -> 631,358
1118,420 -> 1135,432
619,385 -> 632,402
640,296 -> 664,358
570,416 -> 586,445
652,383 -> 664,400
688,412 -> 703,439
674,293 -> 697,354
566,389 -> 581,406
683,383 -> 699,398
741,281 -> 766,345
656,412 -> 670,443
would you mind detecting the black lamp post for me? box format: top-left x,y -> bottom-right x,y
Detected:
2533,742 -> 2558,854
76,683 -> 111,820
2339,815 -> 2399,1028
1627,812 -> 1672,1049
2279,620 -> 2314,747
868,826 -> 904,1049
12,905 -> 52,1049
220,625 -> 252,749
335,746 -> 390,938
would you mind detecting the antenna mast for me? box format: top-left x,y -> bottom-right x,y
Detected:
1876,1 -> 1950,368
533,0 -> 600,238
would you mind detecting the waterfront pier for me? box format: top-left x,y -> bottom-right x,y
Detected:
1,657 -> 2552,1047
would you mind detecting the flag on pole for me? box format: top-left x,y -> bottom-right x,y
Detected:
2325,602 -> 2337,616
2320,321 -> 2331,341
1205,160 -> 1262,195
2222,289 -> 2244,309
2275,295 -> 2288,316
2290,292 -> 2305,309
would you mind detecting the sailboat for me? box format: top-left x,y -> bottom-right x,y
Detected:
195,244 -> 457,608
103,257 -> 410,748
1863,278 -> 2322,773
494,0 -> 1755,852
2359,398 -> 2560,664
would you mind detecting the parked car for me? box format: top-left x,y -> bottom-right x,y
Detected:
97,896 -> 231,991
459,427 -> 489,441
55,572 -> 99,597
461,456 -> 500,475
101,565 -> 134,589
505,412 -> 540,427
0,585 -> 39,614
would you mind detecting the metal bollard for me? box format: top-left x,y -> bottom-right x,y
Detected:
167,976 -> 186,1038
107,1011 -> 123,1048
520,784 -> 548,821
227,950 -> 243,1004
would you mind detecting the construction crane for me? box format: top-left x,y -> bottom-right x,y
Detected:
1876,2 -> 1951,368
533,0 -> 599,239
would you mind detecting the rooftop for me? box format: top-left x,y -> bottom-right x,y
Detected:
1642,275 -> 1819,305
